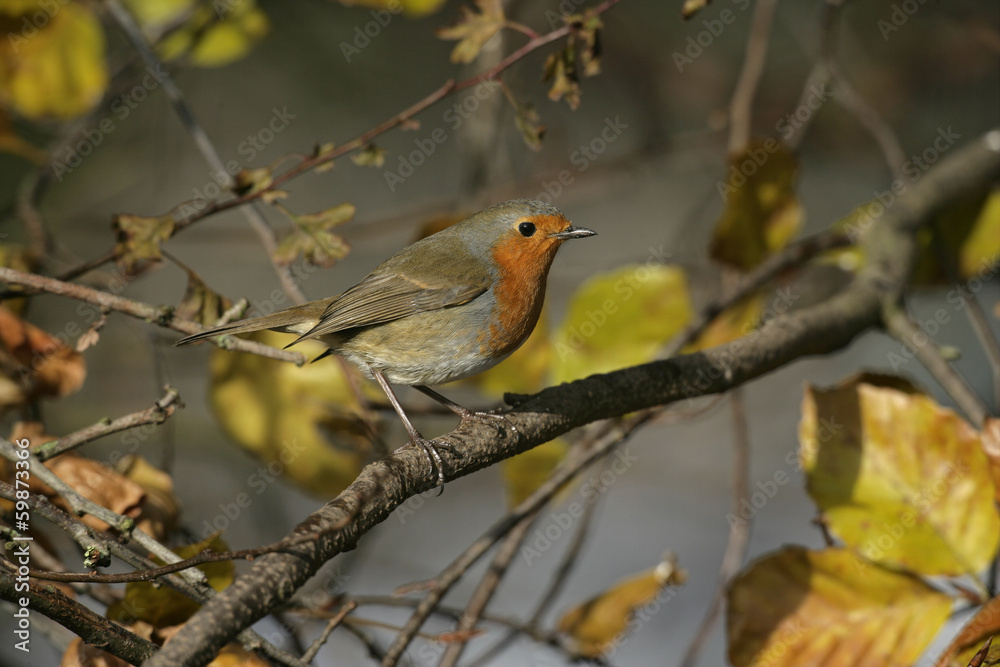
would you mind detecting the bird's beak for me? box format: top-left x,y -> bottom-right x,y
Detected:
551,225 -> 597,240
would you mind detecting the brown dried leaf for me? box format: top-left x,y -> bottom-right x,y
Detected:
0,305 -> 86,405
38,452 -> 145,532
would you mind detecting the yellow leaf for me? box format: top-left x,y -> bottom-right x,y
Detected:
156,0 -> 269,67
552,265 -> 692,384
685,291 -> 764,351
436,0 -> 504,64
981,418 -> 1000,503
959,188 -> 1000,279
727,547 -> 951,667
336,0 -> 448,17
559,554 -> 686,657
209,331 -> 367,497
0,3 -> 107,119
711,140 -> 803,271
934,594 -> 1000,667
107,535 -> 232,628
799,375 -> 1000,576
122,0 -> 195,27
501,438 -> 567,507
116,455 -> 181,540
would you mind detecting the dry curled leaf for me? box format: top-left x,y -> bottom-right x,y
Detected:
542,47 -> 581,110
0,306 -> 86,406
559,554 -> 686,657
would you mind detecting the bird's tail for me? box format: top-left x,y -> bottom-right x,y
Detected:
175,300 -> 329,346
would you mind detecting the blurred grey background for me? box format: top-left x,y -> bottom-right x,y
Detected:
1,0 -> 998,665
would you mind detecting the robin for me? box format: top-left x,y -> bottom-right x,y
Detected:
177,199 -> 596,484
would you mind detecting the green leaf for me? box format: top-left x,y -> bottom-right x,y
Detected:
113,214 -> 176,272
273,203 -> 355,269
436,0 -> 504,64
542,47 -> 581,110
553,265 -> 692,384
351,144 -> 386,168
711,139 -> 802,271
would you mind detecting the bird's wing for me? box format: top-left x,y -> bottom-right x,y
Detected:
293,269 -> 490,342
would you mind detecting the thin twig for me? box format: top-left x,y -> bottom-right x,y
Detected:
437,509 -> 540,667
883,307 -> 988,425
57,0 -> 624,282
661,229 -> 851,358
301,600 -> 358,663
679,388 -> 752,667
102,0 -> 307,304
727,0 -> 780,152
33,386 -> 183,461
0,267 -> 305,364
467,485 -> 602,667
381,416 -> 651,666
0,569 -> 158,665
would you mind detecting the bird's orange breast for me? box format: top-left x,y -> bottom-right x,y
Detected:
480,216 -> 565,358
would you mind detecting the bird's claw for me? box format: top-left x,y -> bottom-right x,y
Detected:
407,437 -> 453,491
459,410 -> 519,440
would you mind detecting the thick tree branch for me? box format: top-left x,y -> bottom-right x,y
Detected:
146,130 -> 1000,667
0,569 -> 157,665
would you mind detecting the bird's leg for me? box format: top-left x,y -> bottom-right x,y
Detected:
372,370 -> 450,487
414,385 -> 519,439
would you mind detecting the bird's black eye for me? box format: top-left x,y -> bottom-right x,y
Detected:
518,221 -> 536,237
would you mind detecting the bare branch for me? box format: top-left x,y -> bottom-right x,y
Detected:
0,267 -> 305,364
33,386 -> 183,461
